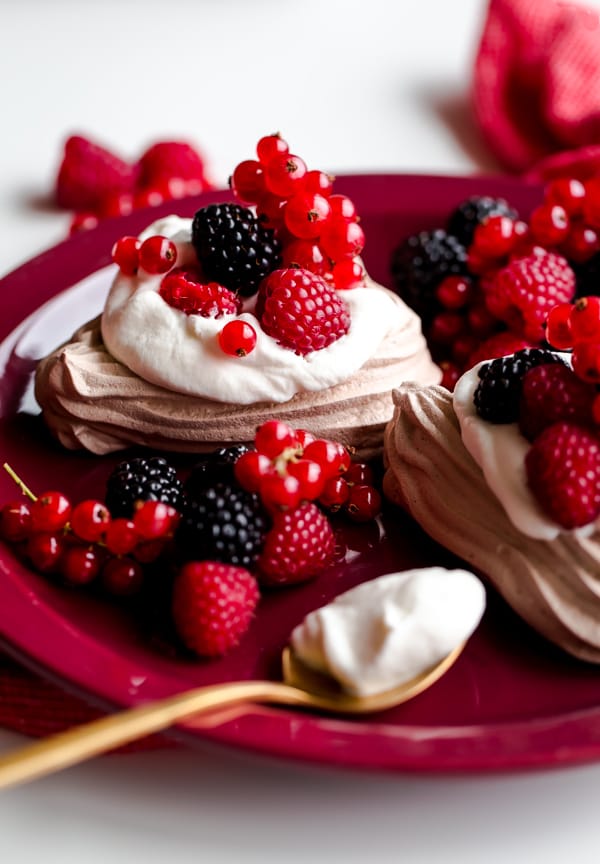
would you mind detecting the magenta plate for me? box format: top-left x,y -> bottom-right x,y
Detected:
1,174 -> 600,774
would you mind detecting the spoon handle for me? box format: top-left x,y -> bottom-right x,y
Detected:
0,680 -> 310,791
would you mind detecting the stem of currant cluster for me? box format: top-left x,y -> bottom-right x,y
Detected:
2,463 -> 37,502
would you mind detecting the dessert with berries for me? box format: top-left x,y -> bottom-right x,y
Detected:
383,298 -> 600,662
35,134 -> 439,458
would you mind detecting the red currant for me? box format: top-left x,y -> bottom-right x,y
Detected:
138,235 -> 177,274
256,193 -> 287,229
133,539 -> 166,564
0,500 -> 32,542
303,439 -> 345,479
104,518 -> 139,556
439,360 -> 462,391
346,485 -> 382,522
295,429 -> 316,450
259,473 -> 302,512
529,204 -> 570,246
452,334 -> 480,366
344,462 -> 374,486
435,276 -> 473,310
319,476 -> 350,510
467,302 -> 498,338
472,215 -> 516,258
30,491 -> 71,533
264,154 -> 307,197
282,240 -> 331,278
102,556 -> 144,597
320,219 -> 365,260
234,451 -> 274,493
70,499 -> 111,543
255,420 -> 298,458
428,312 -> 466,345
331,258 -> 365,290
303,170 -> 334,198
256,133 -> 289,165
284,193 -> 331,240
328,195 -> 357,221
230,160 -> 265,204
545,178 -> 586,216
560,221 -> 600,262
287,459 -> 325,501
545,303 -> 573,350
572,340 -> 600,382
218,320 -> 257,357
60,544 -> 102,586
569,296 -> 600,343
27,532 -> 64,573
112,236 -> 141,276
132,500 -> 174,540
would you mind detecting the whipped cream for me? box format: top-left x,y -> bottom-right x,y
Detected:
101,216 -> 406,405
290,567 -> 485,697
453,362 -> 599,541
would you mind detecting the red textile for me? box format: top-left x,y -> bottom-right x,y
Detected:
474,0 -> 600,175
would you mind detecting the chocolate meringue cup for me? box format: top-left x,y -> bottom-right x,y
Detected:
383,373 -> 600,663
35,216 -> 440,459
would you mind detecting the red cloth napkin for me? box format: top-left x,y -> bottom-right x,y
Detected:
474,0 -> 600,179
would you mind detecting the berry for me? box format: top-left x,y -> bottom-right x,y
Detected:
468,331 -> 532,366
256,133 -> 289,165
519,364 -> 595,440
102,557 -> 144,597
172,561 -> 259,657
105,456 -> 183,518
132,500 -> 177,540
27,532 -> 64,574
70,499 -> 111,543
230,160 -> 265,204
234,451 -> 273,493
572,340 -> 600,382
258,473 -> 302,512
29,491 -> 71,533
136,141 -> 208,189
439,360 -> 462,391
303,438 -> 349,479
545,178 -> 586,216
159,268 -> 241,317
97,193 -> 134,219
484,251 -> 575,341
104,518 -> 139,556
256,268 -> 351,355
60,544 -> 102,586
255,193 -> 287,229
255,420 -> 298,459
525,422 -> 600,528
561,223 -> 599,263
390,229 -> 468,324
69,212 -> 99,234
328,195 -> 357,221
138,235 -> 177,274
218,320 -> 257,356
474,348 -> 565,423
257,502 -> 335,586
447,195 -> 518,247
281,240 -> 331,278
346,484 -> 382,522
428,311 -> 466,345
528,204 -> 570,246
185,445 -> 250,497
471,215 -> 517,258
303,170 -> 334,198
569,296 -> 600,342
55,134 -> 135,211
319,219 -> 365,261
331,258 -> 365,290
344,462 -> 374,486
545,303 -> 573,350
284,193 -> 331,240
286,459 -> 325,501
435,275 -> 473,310
264,154 -> 307,197
176,484 -> 270,569
191,203 -> 281,297
318,476 -> 350,510
112,236 -> 141,276
0,500 -> 32,543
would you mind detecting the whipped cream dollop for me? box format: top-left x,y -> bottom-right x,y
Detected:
101,216 -> 407,404
453,362 -> 599,541
290,567 -> 485,697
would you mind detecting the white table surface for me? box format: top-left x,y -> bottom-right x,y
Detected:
2,1 -> 600,861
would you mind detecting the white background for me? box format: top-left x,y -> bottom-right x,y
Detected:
1,1 -> 600,861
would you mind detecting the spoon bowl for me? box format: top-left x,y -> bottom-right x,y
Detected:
0,642 -> 465,790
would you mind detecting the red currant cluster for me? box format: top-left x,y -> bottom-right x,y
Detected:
546,296 -> 600,405
0,473 -> 179,595
230,133 -> 365,290
55,135 -> 214,235
112,234 -> 178,276
234,419 -> 382,521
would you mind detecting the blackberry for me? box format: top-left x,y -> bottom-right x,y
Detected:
191,203 -> 281,297
447,196 -> 519,248
184,445 -> 250,498
176,482 -> 270,568
390,229 -> 468,324
105,456 -> 184,518
473,348 -> 565,424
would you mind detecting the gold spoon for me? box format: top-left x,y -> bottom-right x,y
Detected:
0,642 -> 464,790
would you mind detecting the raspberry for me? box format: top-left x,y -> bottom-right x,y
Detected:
447,195 -> 519,247
256,268 -> 351,355
484,251 -> 575,341
474,348 -> 565,423
136,141 -> 209,189
525,422 -> 600,529
159,268 -> 241,317
257,501 -> 335,586
191,203 -> 281,297
467,331 -> 533,367
172,561 -> 259,656
390,229 -> 468,325
176,483 -> 270,569
519,364 -> 596,441
55,135 -> 136,211
105,456 -> 183,518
